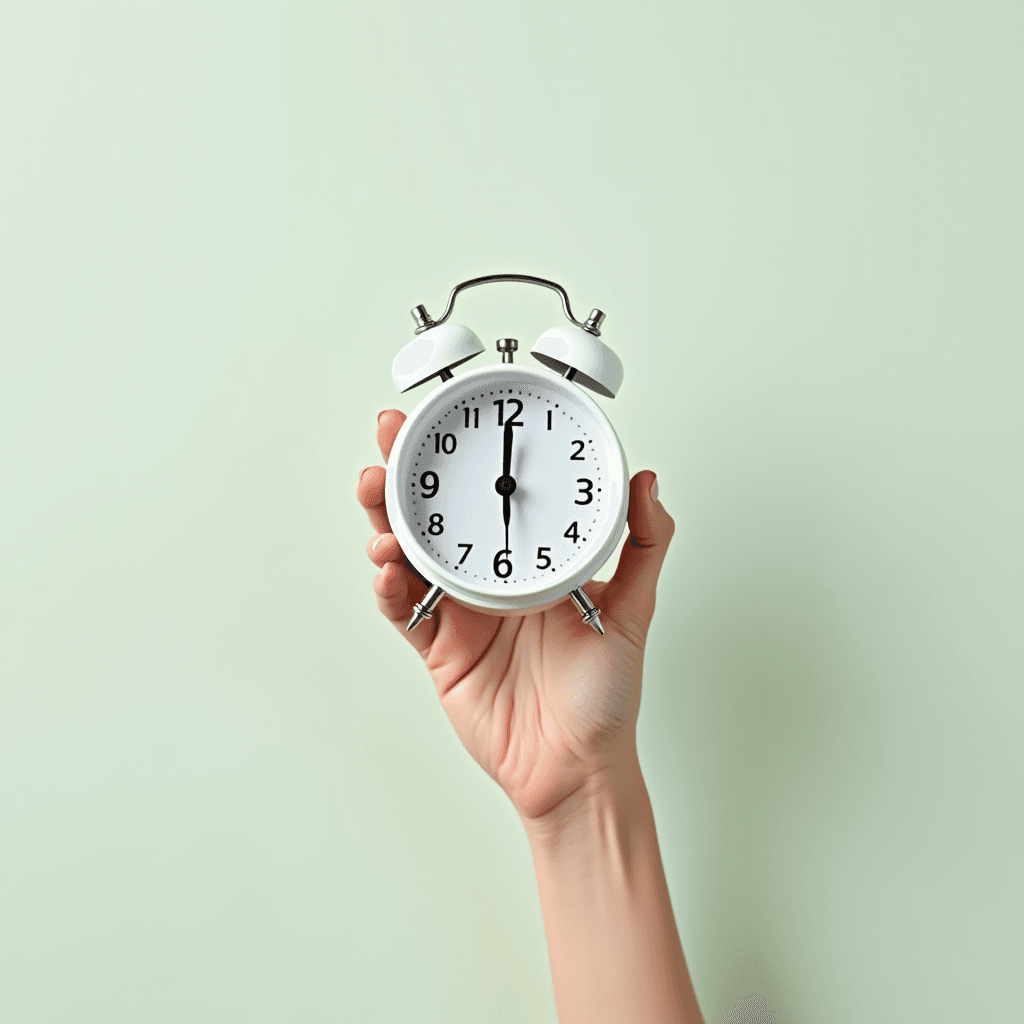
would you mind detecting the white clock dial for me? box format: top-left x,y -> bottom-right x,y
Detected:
385,364 -> 629,612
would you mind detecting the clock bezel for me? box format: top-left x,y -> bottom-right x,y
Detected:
384,363 -> 629,613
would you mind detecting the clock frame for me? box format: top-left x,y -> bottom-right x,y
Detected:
383,274 -> 626,634
384,363 -> 629,615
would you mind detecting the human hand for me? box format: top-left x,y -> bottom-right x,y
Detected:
358,409 -> 675,827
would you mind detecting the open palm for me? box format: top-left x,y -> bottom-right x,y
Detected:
359,409 -> 675,822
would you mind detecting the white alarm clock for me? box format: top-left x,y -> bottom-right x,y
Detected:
384,274 -> 628,635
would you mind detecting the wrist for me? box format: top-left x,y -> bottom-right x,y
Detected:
519,753 -> 651,863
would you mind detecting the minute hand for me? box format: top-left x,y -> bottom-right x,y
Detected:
503,419 -> 513,478
502,420 -> 514,551
491,419 -> 520,553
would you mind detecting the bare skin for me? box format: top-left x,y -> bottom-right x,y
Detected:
359,409 -> 704,1024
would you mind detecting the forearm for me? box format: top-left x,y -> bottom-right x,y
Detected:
523,757 -> 704,1024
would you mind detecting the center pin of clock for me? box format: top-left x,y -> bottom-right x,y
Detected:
495,474 -> 517,496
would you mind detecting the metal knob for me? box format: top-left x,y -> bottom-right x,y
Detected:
497,337 -> 519,363
583,309 -> 606,336
410,304 -> 434,333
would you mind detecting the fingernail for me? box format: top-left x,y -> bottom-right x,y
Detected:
650,476 -> 659,503
377,410 -> 386,424
359,466 -> 370,484
372,535 -> 383,551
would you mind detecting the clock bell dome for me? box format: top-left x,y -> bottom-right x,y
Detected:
530,324 -> 624,399
391,322 -> 485,393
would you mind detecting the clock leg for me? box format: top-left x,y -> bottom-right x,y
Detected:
569,587 -> 605,635
407,584 -> 446,632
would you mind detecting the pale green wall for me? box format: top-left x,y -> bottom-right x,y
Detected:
2,2 -> 1021,1022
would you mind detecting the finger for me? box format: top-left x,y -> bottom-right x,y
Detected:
366,532 -> 403,568
373,560 -> 432,654
357,465 -> 390,534
601,470 -> 675,635
377,409 -> 406,463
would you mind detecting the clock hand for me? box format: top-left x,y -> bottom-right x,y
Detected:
503,419 -> 513,551
503,418 -> 513,479
495,419 -> 517,553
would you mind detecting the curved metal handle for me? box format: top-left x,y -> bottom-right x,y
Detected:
412,274 -> 605,336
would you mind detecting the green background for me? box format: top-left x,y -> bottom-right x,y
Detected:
2,2 -> 1021,1021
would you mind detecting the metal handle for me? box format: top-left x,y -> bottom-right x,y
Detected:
411,274 -> 605,336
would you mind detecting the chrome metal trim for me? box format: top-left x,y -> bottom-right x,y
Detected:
412,275 -> 604,336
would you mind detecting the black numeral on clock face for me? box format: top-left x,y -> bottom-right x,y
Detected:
457,543 -> 472,564
575,478 -> 593,504
419,471 -> 439,499
493,549 -> 512,578
536,546 -> 552,569
428,513 -> 444,535
463,407 -> 479,429
570,439 -> 585,460
564,521 -> 579,544
494,399 -> 523,426
547,410 -> 553,430
434,432 -> 457,454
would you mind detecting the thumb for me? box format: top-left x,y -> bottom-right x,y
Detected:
602,470 -> 675,635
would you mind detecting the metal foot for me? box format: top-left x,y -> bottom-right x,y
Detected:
407,584 -> 446,632
569,586 -> 604,635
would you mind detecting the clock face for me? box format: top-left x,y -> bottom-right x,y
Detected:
385,364 -> 629,611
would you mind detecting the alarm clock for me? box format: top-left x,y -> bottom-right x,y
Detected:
383,274 -> 628,636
